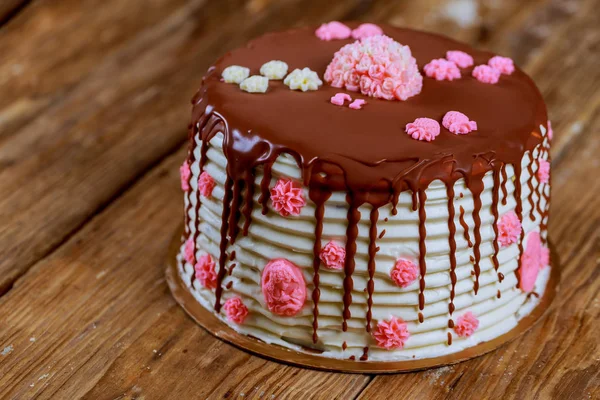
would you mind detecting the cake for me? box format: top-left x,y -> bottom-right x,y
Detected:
177,22 -> 552,362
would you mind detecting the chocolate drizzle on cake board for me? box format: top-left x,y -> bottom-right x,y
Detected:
183,23 -> 548,353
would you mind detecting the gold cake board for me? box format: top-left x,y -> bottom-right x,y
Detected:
165,227 -> 560,374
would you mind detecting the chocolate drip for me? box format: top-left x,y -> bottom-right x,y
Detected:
342,198 -> 361,332
459,205 -> 473,247
215,176 -> 234,312
230,250 -> 236,261
446,183 -> 457,321
366,208 -> 379,333
360,347 -> 369,361
241,173 -> 255,236
469,176 -> 484,295
227,179 -> 243,245
417,190 -> 427,320
539,144 -> 551,244
514,163 -> 524,289
228,263 -> 237,275
500,163 -> 509,206
526,152 -> 536,221
310,183 -> 329,343
491,166 -> 501,277
378,229 -> 386,239
342,341 -> 347,351
258,164 -> 273,215
447,332 -> 453,346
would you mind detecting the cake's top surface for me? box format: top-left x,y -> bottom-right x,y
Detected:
193,23 -> 547,195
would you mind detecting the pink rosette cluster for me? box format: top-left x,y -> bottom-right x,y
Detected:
424,58 -> 461,81
180,161 -> 191,191
351,23 -> 383,39
319,241 -> 346,270
270,178 -> 306,217
442,111 -> 477,134
261,258 -> 306,316
538,159 -> 550,183
198,171 -> 216,198
223,297 -> 249,324
454,311 -> 479,337
520,231 -> 544,292
195,254 -> 217,289
372,316 -> 410,350
315,21 -> 351,41
488,56 -> 515,75
446,50 -> 474,68
405,118 -> 441,142
391,259 -> 419,288
497,211 -> 522,247
472,65 -> 500,84
184,238 -> 195,264
324,35 -> 423,101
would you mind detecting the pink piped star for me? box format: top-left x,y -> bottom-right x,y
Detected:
270,178 -> 306,217
315,21 -> 351,41
391,259 -> 418,288
488,56 -> 515,75
424,59 -> 461,81
538,159 -> 550,184
454,311 -> 479,337
195,254 -> 217,289
405,118 -> 440,142
198,171 -> 216,198
446,50 -> 474,68
180,161 -> 191,192
372,316 -> 410,350
520,232 -> 543,292
223,297 -> 249,324
351,23 -> 383,40
442,111 -> 477,134
319,241 -> 346,270
497,211 -> 522,247
472,65 -> 500,84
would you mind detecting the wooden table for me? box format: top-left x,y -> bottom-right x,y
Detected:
0,0 -> 598,398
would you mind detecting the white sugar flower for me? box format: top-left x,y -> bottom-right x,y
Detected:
284,68 -> 323,91
260,60 -> 289,80
240,75 -> 269,93
222,65 -> 250,84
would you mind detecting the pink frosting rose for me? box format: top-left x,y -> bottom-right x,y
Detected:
454,311 -> 479,337
223,297 -> 249,324
472,65 -> 500,84
195,254 -> 217,289
405,117 -> 441,142
184,238 -> 195,264
442,111 -> 478,134
351,23 -> 383,39
538,159 -> 550,184
446,50 -> 474,68
180,161 -> 191,192
391,259 -> 419,288
261,258 -> 306,316
520,231 -> 543,292
497,211 -> 522,247
198,171 -> 216,198
270,178 -> 306,217
372,316 -> 410,350
319,241 -> 346,270
488,56 -> 515,75
315,21 -> 352,41
424,58 -> 461,81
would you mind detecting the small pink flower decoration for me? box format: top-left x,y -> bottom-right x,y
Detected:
180,161 -> 191,192
351,23 -> 383,39
472,65 -> 500,84
541,246 -> 550,268
184,238 -> 195,264
423,59 -> 461,81
324,35 -> 423,101
547,120 -> 553,140
442,111 -> 477,134
372,316 -> 410,349
349,99 -> 366,110
270,178 -> 306,217
195,254 -> 217,289
488,56 -> 515,75
538,159 -> 550,184
198,171 -> 216,198
454,311 -> 479,337
319,241 -> 346,270
446,50 -> 474,68
261,258 -> 306,316
497,211 -> 521,247
391,259 -> 419,288
520,232 -> 543,292
405,118 -> 441,142
223,297 -> 249,324
331,93 -> 352,106
315,21 -> 351,41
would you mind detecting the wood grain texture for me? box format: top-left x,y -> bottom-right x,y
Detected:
0,0 -> 598,398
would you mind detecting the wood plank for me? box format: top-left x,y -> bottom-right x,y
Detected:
0,0 -> 29,26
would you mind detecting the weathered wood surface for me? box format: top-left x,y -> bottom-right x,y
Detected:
0,0 -> 598,398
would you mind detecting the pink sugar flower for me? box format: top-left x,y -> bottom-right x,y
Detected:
223,297 -> 249,324
424,59 -> 461,81
198,171 -> 216,198
195,254 -> 217,289
315,21 -> 352,41
472,65 -> 500,84
349,99 -> 366,109
261,258 -> 306,316
372,316 -> 410,350
442,111 -> 477,134
180,161 -> 191,192
270,178 -> 306,217
331,93 -> 352,106
391,259 -> 419,288
405,118 -> 441,142
184,238 -> 195,264
320,241 -> 346,270
351,23 -> 384,40
538,159 -> 550,184
488,56 -> 515,75
446,50 -> 474,68
520,232 -> 543,292
547,120 -> 553,140
324,35 -> 423,101
497,211 -> 521,247
454,311 -> 479,337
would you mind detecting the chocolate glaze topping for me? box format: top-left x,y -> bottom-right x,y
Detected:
184,23 -> 549,350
